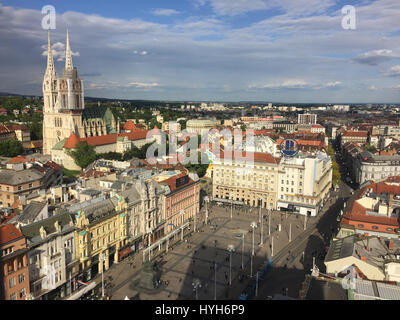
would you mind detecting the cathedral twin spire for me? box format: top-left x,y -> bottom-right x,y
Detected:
46,29 -> 74,77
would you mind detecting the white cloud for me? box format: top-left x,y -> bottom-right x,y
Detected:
151,8 -> 180,16
388,65 -> 400,77
127,82 -> 159,88
368,85 -> 378,91
353,49 -> 400,66
41,42 -> 80,62
250,79 -> 308,89
324,81 -> 342,88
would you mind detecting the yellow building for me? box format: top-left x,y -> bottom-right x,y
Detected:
72,195 -> 128,280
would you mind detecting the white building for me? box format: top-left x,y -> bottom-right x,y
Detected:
298,114 -> 317,125
277,152 -> 332,216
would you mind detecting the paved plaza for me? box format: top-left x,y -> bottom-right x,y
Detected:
90,196 -> 341,300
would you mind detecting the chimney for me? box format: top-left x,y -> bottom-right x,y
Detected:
361,256 -> 367,262
389,240 -> 394,250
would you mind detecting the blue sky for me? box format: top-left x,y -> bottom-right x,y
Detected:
0,0 -> 399,103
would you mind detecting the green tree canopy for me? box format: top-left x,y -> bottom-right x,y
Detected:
68,141 -> 96,170
0,139 -> 23,157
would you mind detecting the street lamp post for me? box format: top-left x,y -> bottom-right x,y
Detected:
214,262 -> 217,300
250,221 -> 257,278
241,233 -> 244,270
205,196 -> 209,225
99,253 -> 105,299
268,210 -> 271,236
230,192 -> 233,220
192,278 -> 201,300
289,223 -> 292,243
255,272 -> 259,297
180,210 -> 185,241
227,244 -> 235,286
271,235 -> 274,257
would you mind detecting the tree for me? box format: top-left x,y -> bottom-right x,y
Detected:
68,141 -> 96,169
178,120 -> 186,130
364,144 -> 377,153
328,144 -> 341,186
184,152 -> 209,178
96,152 -> 122,161
123,142 -> 155,160
0,139 -> 23,157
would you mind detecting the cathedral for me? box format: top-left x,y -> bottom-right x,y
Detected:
42,30 -> 120,155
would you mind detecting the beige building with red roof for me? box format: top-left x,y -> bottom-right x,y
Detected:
338,178 -> 400,240
0,224 -> 30,300
212,151 -> 281,208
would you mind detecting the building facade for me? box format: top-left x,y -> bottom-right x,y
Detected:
42,31 -> 119,155
277,152 -> 332,216
212,152 -> 280,209
21,211 -> 77,300
0,224 -> 30,300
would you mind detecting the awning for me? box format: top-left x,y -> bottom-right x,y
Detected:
66,281 -> 97,300
119,247 -> 132,258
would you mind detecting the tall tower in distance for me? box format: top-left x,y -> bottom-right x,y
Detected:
42,30 -> 85,155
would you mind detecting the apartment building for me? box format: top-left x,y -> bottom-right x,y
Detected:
212,151 -> 280,209
153,171 -> 200,236
20,211 -> 77,300
0,161 -> 63,209
298,113 -> 317,125
69,196 -> 128,283
338,178 -> 400,240
0,224 -> 30,300
277,152 -> 332,216
355,151 -> 400,185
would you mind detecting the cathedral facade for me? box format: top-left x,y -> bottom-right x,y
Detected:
42,31 -> 120,155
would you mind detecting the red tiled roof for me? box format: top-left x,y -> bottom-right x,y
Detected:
0,124 -> 11,134
0,224 -> 23,245
343,131 -> 368,137
342,179 -> 400,230
123,120 -> 137,131
8,156 -> 27,164
159,171 -> 195,192
44,161 -> 62,171
64,133 -> 80,149
217,151 -> 280,164
7,124 -> 29,131
277,139 -> 324,147
81,133 -> 119,147
120,129 -> 149,141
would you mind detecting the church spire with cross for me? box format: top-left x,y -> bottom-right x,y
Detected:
65,29 -> 74,71
45,31 -> 56,77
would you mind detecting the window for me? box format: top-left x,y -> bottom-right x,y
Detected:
372,226 -> 379,230
9,277 -> 15,288
387,228 -> 393,232
19,288 -> 26,299
358,224 -> 364,228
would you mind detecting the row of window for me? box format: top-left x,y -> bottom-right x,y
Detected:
1,183 -> 34,192
357,224 -> 393,232
9,274 -> 25,288
9,288 -> 26,300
